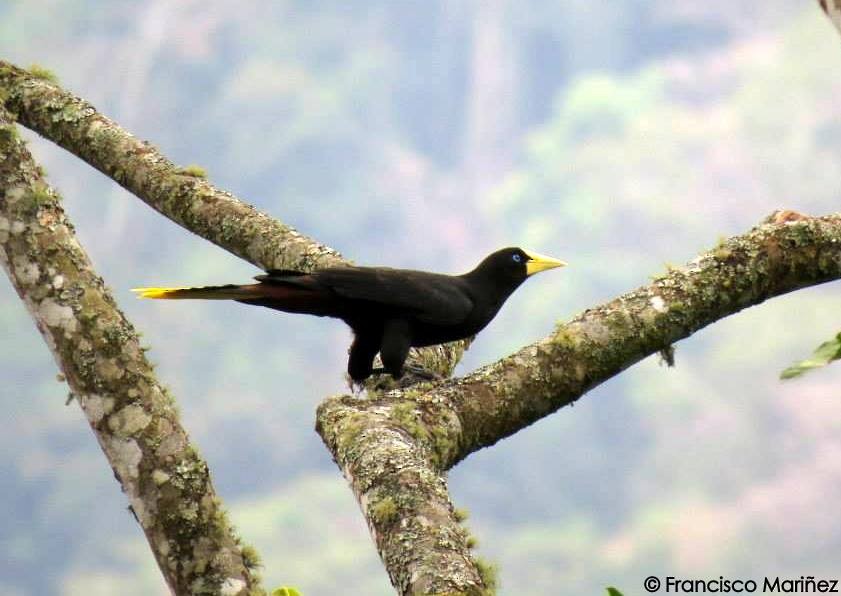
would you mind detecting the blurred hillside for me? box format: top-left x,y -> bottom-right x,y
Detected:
2,1 -> 841,594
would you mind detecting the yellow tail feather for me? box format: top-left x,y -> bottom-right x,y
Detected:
131,287 -> 192,299
131,284 -> 260,300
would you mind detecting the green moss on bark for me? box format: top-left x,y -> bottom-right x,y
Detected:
0,102 -> 260,596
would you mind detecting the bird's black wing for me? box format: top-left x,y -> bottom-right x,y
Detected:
255,269 -> 307,280
261,266 -> 474,325
322,267 -> 474,325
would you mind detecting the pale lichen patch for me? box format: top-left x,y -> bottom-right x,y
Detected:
157,428 -> 186,459
13,257 -> 40,286
649,295 -> 667,313
107,436 -> 143,479
108,404 -> 152,437
130,494 -> 149,526
158,534 -> 171,558
95,356 -> 124,380
152,469 -> 171,486
38,298 -> 77,334
122,341 -> 141,360
181,502 -> 199,521
220,578 -> 246,596
79,393 -> 114,423
580,318 -> 611,344
5,185 -> 25,203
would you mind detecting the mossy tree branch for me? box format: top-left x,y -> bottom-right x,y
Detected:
0,105 -> 261,594
5,55 -> 841,596
436,212 -> 841,466
819,0 -> 841,34
0,59 -> 468,380
0,57 -> 473,594
317,211 -> 841,595
0,60 -> 342,273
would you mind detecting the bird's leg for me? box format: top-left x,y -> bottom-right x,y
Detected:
372,319 -> 450,386
380,319 -> 412,378
344,371 -> 366,394
369,364 -> 439,378
347,330 -> 381,382
369,365 -> 442,390
396,364 -> 442,381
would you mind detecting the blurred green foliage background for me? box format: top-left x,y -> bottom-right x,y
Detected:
2,1 -> 841,594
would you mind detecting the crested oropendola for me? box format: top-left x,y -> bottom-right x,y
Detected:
134,247 -> 566,381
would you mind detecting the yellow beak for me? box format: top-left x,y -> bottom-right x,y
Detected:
523,249 -> 567,276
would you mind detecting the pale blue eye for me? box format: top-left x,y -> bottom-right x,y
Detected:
512,254 -> 522,263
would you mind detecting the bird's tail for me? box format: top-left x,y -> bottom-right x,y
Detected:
132,284 -> 264,300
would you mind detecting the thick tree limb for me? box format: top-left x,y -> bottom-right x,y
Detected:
317,397 -> 487,595
317,211 -> 841,595
0,105 -> 260,594
0,60 -> 342,273
5,51 -> 841,596
820,0 -> 841,35
0,57 -> 473,593
0,59 -> 467,380
436,213 -> 841,465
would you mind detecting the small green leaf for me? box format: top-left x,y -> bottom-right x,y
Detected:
271,588 -> 302,596
28,64 -> 59,84
177,164 -> 208,178
606,588 -> 625,596
780,332 -> 841,380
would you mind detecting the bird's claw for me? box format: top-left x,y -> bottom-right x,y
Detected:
400,364 -> 443,382
365,365 -> 443,390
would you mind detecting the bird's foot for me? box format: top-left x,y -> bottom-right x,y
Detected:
401,364 -> 443,382
344,373 -> 371,395
369,365 -> 443,389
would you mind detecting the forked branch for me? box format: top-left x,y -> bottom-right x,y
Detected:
0,104 -> 261,595
4,32 -> 841,593
316,210 -> 841,594
0,58 -> 468,378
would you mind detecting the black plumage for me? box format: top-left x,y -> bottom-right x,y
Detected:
134,247 -> 565,381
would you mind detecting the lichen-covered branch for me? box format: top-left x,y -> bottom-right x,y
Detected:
0,57 -> 476,593
317,395 -> 490,595
317,211 -> 841,594
435,212 -> 841,465
0,105 -> 260,595
8,54 -> 841,596
819,0 -> 841,35
0,58 -> 467,380
0,59 -> 342,273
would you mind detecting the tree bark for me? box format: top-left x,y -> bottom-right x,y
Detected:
0,60 -> 343,273
316,210 -> 841,594
0,59 -> 468,381
0,58 -> 474,594
5,13 -> 841,589
819,0 -> 841,34
0,104 -> 261,595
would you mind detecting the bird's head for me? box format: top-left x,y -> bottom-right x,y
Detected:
471,247 -> 567,288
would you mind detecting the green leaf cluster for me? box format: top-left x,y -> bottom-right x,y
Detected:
781,332 -> 841,379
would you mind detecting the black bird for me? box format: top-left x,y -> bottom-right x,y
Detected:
133,247 -> 566,381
